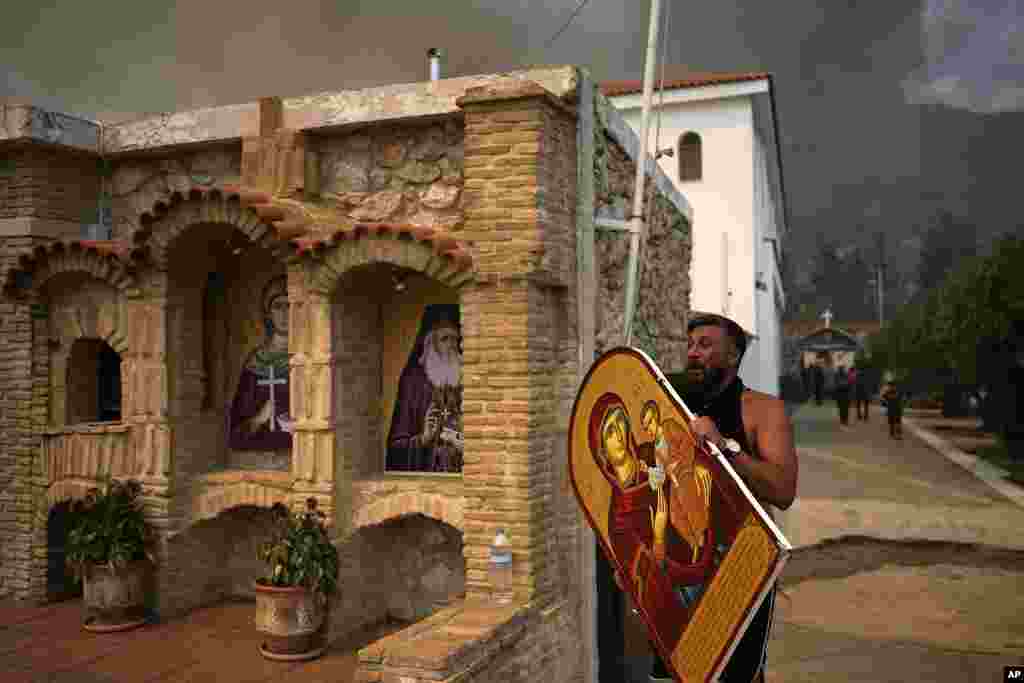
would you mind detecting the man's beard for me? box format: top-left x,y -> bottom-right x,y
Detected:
682,363 -> 727,402
421,337 -> 461,388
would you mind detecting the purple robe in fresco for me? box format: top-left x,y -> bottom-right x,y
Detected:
228,351 -> 293,451
386,363 -> 462,472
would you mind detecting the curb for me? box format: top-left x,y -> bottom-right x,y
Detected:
904,418 -> 1024,510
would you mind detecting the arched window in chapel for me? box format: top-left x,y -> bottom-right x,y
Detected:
678,131 -> 702,182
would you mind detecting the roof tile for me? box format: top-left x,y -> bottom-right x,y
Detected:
600,71 -> 770,97
9,185 -> 473,288
4,239 -> 139,292
291,222 -> 473,272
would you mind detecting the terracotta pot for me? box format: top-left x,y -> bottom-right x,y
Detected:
82,560 -> 149,632
253,581 -> 327,660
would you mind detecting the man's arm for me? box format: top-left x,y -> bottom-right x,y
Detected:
730,398 -> 798,509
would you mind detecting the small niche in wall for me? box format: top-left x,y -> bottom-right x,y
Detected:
47,501 -> 82,601
67,338 -> 122,424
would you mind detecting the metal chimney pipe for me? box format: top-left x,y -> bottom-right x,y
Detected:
427,48 -> 443,81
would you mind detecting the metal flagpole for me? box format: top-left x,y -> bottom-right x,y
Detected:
623,0 -> 664,347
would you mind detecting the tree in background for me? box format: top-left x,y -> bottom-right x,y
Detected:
869,234 -> 1024,444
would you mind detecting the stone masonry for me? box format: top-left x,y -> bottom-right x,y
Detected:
0,65 -> 692,683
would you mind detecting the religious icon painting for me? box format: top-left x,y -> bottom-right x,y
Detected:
386,303 -> 464,473
228,276 -> 293,451
568,347 -> 791,683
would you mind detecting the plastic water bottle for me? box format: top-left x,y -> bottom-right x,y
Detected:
489,528 -> 513,604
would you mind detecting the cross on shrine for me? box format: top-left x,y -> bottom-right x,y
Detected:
820,308 -> 834,329
257,364 -> 287,431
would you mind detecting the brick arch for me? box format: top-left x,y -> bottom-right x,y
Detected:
295,224 -> 475,294
133,185 -> 306,269
49,299 -> 130,357
353,492 -> 464,531
185,472 -> 293,528
5,240 -> 139,303
38,479 -> 102,519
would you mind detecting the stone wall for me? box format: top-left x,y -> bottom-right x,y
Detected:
107,119 -> 466,243
0,140 -> 104,601
329,514 -> 464,640
319,120 -> 464,231
158,504 -> 281,614
472,599 -> 579,683
594,132 -> 692,373
0,259 -> 36,600
536,95 -> 584,633
334,270 -> 384,480
108,145 -> 242,240
0,146 -> 99,225
456,81 -> 585,683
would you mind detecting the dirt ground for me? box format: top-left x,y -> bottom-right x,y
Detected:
779,535 -> 1024,587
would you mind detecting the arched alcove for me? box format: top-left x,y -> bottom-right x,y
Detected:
66,338 -> 122,425
46,500 -> 82,601
162,221 -> 290,477
330,514 -> 464,641
157,503 -> 284,615
332,264 -> 462,476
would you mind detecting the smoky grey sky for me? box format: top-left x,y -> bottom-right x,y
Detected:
2,0 -> 1022,276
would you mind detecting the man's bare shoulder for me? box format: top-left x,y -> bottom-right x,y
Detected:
741,390 -> 789,421
741,388 -> 784,407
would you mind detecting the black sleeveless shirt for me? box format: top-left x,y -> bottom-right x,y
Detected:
680,376 -> 754,458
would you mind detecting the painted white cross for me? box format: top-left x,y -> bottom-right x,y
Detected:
820,307 -> 834,329
257,364 -> 287,431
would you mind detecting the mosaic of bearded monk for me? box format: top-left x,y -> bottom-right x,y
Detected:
228,277 -> 293,451
589,394 -> 717,650
387,311 -> 464,472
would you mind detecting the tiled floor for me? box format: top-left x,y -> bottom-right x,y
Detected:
0,599 -> 360,683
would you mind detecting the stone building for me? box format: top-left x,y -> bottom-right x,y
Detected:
0,65 -> 691,682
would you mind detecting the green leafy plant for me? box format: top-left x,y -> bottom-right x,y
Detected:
65,477 -> 155,582
257,499 -> 339,597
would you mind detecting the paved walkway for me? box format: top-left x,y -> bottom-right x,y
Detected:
766,401 -> 1024,683
777,403 -> 1024,551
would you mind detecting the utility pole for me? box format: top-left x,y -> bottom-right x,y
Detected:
875,231 -> 886,328
622,0 -> 663,346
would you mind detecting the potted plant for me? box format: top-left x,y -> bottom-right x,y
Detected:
255,498 -> 339,661
65,477 -> 155,633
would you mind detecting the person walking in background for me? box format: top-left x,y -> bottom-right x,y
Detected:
881,378 -> 904,439
813,364 -> 825,405
834,365 -> 852,427
854,366 -> 871,421
801,361 -> 812,401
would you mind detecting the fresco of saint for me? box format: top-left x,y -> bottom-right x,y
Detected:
386,306 -> 464,472
227,277 -> 293,451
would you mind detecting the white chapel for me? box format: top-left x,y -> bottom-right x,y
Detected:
604,71 -> 789,396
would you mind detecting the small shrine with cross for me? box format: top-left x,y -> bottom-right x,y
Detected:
820,306 -> 834,329
798,307 -> 862,370
0,65 -> 693,682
